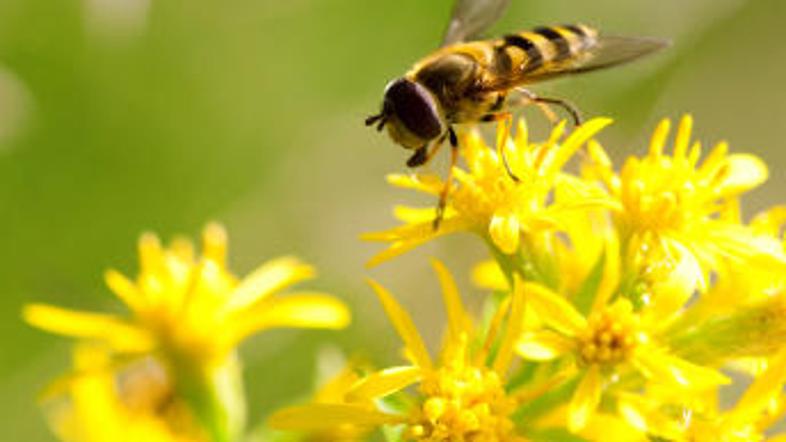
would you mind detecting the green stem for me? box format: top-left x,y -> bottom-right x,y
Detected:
484,235 -> 543,287
175,353 -> 246,442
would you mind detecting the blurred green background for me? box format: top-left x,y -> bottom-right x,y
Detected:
1,0 -> 785,440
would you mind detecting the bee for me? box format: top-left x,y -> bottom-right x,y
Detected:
365,0 -> 669,228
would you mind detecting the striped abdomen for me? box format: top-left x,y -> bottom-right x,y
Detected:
492,24 -> 598,78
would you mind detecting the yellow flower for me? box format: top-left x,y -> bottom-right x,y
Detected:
268,260 -> 528,441
516,242 -> 729,433
618,348 -> 786,441
363,117 -> 613,266
24,223 -> 350,441
43,344 -> 206,442
269,360 -> 375,442
24,223 -> 349,365
586,115 -> 783,291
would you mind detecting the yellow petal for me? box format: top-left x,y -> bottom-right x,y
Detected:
138,232 -> 164,275
633,347 -> 730,388
616,393 -> 685,440
104,269 -> 145,313
494,274 -> 526,374
550,117 -> 613,174
719,153 -> 768,194
646,240 -> 701,325
431,259 -> 472,340
524,282 -> 587,337
568,366 -> 603,432
201,222 -> 228,265
471,260 -> 509,291
231,293 -> 350,340
368,279 -> 432,370
516,330 -> 574,361
22,304 -> 153,353
346,366 -> 421,401
672,114 -> 693,159
225,256 -> 315,313
479,297 -> 511,364
731,347 -> 786,424
489,211 -> 520,254
648,118 -> 671,159
751,205 -> 786,237
386,173 -> 442,195
393,205 -> 436,223
268,404 -> 402,431
591,236 -> 620,314
363,218 -> 470,268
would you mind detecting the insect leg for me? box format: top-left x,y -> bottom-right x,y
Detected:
480,112 -> 520,182
516,88 -> 583,126
407,132 -> 449,168
433,127 -> 459,231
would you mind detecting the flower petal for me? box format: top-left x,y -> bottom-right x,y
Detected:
393,205 -> 437,223
268,404 -> 402,431
368,279 -> 432,370
104,270 -> 145,314
225,256 -> 315,313
431,259 -> 472,340
633,347 -> 730,388
489,211 -> 520,254
731,347 -> 786,424
231,293 -> 350,340
23,304 -> 153,353
549,117 -> 613,175
568,366 -> 603,432
362,218 -> 470,268
523,282 -> 587,337
346,366 -> 421,401
386,173 -> 442,194
471,260 -> 509,291
494,275 -> 526,374
718,153 -> 768,195
648,118 -> 671,159
516,330 -> 574,361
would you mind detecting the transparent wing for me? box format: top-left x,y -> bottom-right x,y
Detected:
483,35 -> 671,90
442,0 -> 511,46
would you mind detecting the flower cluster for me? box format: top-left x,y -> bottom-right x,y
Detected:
272,115 -> 786,441
25,224 -> 350,442
26,114 -> 786,442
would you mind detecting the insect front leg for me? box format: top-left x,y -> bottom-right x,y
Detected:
406,132 -> 449,168
433,126 -> 459,231
480,111 -> 519,182
515,88 -> 583,127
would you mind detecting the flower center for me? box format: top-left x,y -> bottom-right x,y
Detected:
404,348 -> 516,441
620,159 -> 700,234
577,299 -> 640,366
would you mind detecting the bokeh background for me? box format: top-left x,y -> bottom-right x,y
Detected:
2,0 -> 785,440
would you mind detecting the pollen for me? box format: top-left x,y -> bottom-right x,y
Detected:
577,299 -> 641,366
405,336 -> 516,441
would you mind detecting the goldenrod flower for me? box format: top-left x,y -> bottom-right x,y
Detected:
269,260 -> 528,441
364,118 -> 613,266
586,115 -> 784,290
24,224 -> 350,441
44,344 -> 205,442
618,348 -> 786,441
516,244 -> 729,432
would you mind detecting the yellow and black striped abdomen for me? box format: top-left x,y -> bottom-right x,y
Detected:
493,24 -> 598,77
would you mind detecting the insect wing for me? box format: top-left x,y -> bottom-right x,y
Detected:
442,0 -> 511,46
523,35 -> 671,82
481,34 -> 670,91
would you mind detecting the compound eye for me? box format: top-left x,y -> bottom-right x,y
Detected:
384,79 -> 442,140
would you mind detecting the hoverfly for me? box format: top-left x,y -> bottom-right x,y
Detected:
365,0 -> 669,229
